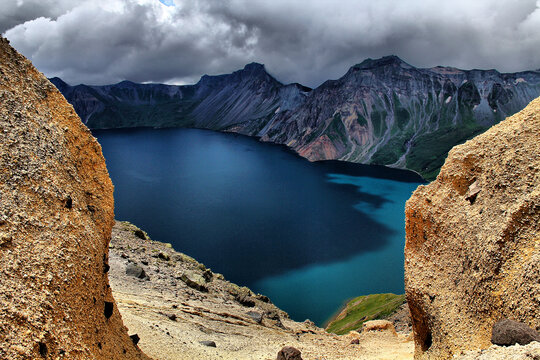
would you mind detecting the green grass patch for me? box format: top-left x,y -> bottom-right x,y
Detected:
325,113 -> 348,145
370,109 -> 387,137
325,293 -> 406,335
356,111 -> 368,127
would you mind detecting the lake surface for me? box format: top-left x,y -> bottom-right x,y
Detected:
94,128 -> 423,325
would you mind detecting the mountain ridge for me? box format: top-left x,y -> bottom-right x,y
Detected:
50,56 -> 540,179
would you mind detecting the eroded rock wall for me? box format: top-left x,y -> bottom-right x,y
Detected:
0,37 -> 149,359
404,97 -> 540,359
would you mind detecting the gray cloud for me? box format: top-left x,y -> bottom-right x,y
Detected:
3,0 -> 540,87
0,0 -> 78,33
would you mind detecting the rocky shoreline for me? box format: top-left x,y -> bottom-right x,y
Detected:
108,221 -> 414,360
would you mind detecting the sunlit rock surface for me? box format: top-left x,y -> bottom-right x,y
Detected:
404,97 -> 540,359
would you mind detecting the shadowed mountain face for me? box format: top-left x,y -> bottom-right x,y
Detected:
50,63 -> 310,131
51,57 -> 540,179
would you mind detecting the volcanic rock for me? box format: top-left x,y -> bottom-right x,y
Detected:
491,319 -> 540,346
405,97 -> 540,358
276,346 -> 303,360
0,36 -> 149,359
247,311 -> 263,324
126,263 -> 149,280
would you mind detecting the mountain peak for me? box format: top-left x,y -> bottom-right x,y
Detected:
243,62 -> 266,72
49,77 -> 69,89
115,80 -> 137,87
352,55 -> 411,71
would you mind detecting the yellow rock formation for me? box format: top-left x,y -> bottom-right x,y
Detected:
405,97 -> 540,359
0,37 -> 149,359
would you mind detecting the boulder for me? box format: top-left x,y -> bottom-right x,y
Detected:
126,263 -> 149,280
276,346 -> 303,360
180,271 -> 208,292
491,319 -> 540,346
405,97 -> 540,358
0,36 -> 149,359
247,311 -> 263,324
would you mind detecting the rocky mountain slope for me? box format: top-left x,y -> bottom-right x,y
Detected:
51,57 -> 540,179
108,221 -> 415,360
0,37 -> 148,359
404,97 -> 540,358
50,63 -> 310,131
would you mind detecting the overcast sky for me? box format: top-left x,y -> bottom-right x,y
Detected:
2,0 -> 540,87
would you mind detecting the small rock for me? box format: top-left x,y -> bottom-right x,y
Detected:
199,340 -> 216,347
465,180 -> 481,204
125,263 -> 149,280
133,229 -> 147,240
180,271 -> 208,292
202,269 -> 213,282
247,311 -> 263,324
303,319 -> 316,328
266,310 -> 280,320
215,273 -> 225,280
158,252 -> 170,261
235,293 -> 255,307
256,294 -> 271,303
350,338 -> 360,345
172,254 -> 184,262
274,318 -> 286,329
362,320 -> 397,335
0,232 -> 12,246
129,334 -> 140,345
167,313 -> 177,321
276,346 -> 302,360
491,319 -> 540,346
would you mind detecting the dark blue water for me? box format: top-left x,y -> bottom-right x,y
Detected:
94,128 -> 423,325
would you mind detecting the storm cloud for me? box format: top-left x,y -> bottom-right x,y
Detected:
3,0 -> 540,87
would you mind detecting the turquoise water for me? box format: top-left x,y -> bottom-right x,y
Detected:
94,128 -> 423,325
253,174 -> 420,325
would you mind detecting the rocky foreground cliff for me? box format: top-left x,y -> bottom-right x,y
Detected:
405,97 -> 540,359
51,57 -> 540,179
0,37 -> 148,359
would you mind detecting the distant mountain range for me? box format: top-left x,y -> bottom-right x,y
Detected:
50,56 -> 540,179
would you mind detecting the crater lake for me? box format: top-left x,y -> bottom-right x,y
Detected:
94,128 -> 424,326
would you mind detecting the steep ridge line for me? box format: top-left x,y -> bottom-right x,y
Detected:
49,56 -> 540,180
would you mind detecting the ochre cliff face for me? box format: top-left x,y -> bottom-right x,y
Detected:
0,37 -> 149,359
404,97 -> 540,359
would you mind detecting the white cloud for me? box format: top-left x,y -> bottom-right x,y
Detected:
3,0 -> 540,87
